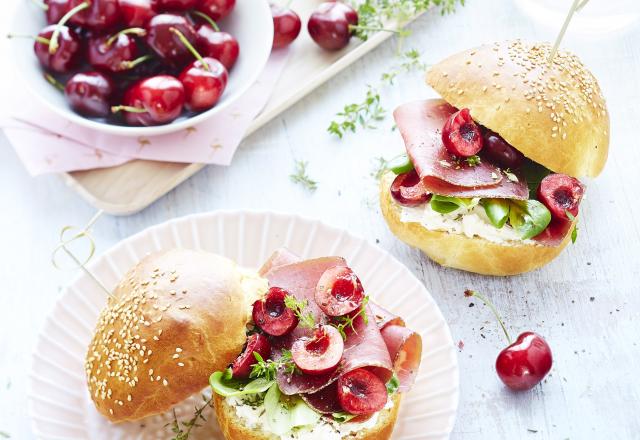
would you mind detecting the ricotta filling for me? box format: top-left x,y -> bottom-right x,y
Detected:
226,395 -> 394,440
399,198 -> 537,246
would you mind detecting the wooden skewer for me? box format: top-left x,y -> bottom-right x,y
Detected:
548,0 -> 590,64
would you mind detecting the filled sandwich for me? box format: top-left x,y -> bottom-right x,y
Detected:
380,40 -> 609,275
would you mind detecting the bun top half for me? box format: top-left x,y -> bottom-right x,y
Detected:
426,40 -> 609,177
85,249 -> 264,422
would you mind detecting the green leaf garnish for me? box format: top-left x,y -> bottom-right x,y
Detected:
508,200 -> 552,240
209,369 -> 273,397
289,160 -> 317,192
388,153 -> 414,175
430,195 -> 473,214
250,350 -> 298,381
284,295 -> 315,329
521,161 -> 552,195
332,296 -> 370,340
386,372 -> 400,395
566,211 -> 578,243
465,155 -> 481,167
481,199 -> 510,229
332,412 -> 358,423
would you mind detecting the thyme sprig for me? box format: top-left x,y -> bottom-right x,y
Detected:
167,394 -> 213,440
371,156 -> 390,180
289,160 -> 318,191
284,295 -> 316,329
250,350 -> 298,381
332,296 -> 370,340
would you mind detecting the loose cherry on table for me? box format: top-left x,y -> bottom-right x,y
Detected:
192,11 -> 239,70
315,266 -> 364,317
67,0 -> 122,31
117,0 -> 158,27
196,0 -> 235,22
30,25 -> 82,73
291,325 -> 344,375
230,333 -> 271,379
464,290 -> 553,391
537,173 -> 585,220
337,368 -> 388,414
88,29 -> 147,73
307,1 -> 358,51
111,74 -> 185,125
481,130 -> 524,169
442,108 -> 484,157
145,13 -> 197,65
390,169 -> 430,207
64,71 -> 115,117
270,3 -> 301,49
252,287 -> 299,336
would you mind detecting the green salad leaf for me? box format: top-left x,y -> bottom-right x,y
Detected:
209,369 -> 273,397
508,200 -> 552,240
264,383 -> 321,435
566,211 -> 578,243
290,397 -> 322,427
430,195 -> 474,214
521,161 -> 552,195
386,372 -> 400,395
332,412 -> 358,423
387,153 -> 414,175
481,199 -> 510,229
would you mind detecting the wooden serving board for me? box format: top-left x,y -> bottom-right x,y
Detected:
63,2 -> 411,215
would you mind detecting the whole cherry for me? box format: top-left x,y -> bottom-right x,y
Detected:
465,290 -> 552,391
270,3 -> 301,49
179,57 -> 228,112
64,71 -> 115,117
155,0 -> 197,11
67,0 -> 122,31
117,0 -> 158,27
112,74 -> 185,125
196,0 -> 235,22
32,25 -> 82,73
87,29 -> 147,73
45,0 -> 71,24
146,13 -> 197,65
307,1 -> 358,51
192,11 -> 239,70
482,130 -> 524,169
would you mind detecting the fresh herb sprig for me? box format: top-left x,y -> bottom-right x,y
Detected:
284,295 -> 316,329
250,350 -> 298,381
371,156 -> 390,180
289,160 -> 318,191
167,394 -> 213,440
566,211 -> 578,243
465,155 -> 481,167
333,296 -> 370,340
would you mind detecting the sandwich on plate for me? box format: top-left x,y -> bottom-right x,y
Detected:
380,40 -> 609,275
84,248 -> 422,440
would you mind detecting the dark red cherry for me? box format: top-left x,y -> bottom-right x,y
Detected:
337,368 -> 387,415
113,75 -> 185,125
482,130 -> 524,169
307,2 -> 358,51
252,287 -> 299,337
117,0 -> 157,27
291,325 -> 343,376
45,0 -> 71,24
496,332 -> 553,391
537,173 -> 585,220
195,25 -> 239,70
146,13 -> 197,65
390,170 -> 430,207
178,57 -> 228,112
196,0 -> 235,21
34,25 -> 82,73
156,0 -> 197,11
442,108 -> 484,157
68,0 -> 122,31
64,71 -> 115,117
315,266 -> 364,317
230,333 -> 271,379
87,32 -> 139,73
270,3 -> 301,49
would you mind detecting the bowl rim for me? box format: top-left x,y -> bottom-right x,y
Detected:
10,0 -> 274,137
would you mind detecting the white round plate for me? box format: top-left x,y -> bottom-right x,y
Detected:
9,0 -> 273,137
28,211 -> 459,439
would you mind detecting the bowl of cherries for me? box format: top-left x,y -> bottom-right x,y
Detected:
8,0 -> 273,136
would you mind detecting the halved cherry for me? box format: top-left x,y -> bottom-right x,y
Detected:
315,266 -> 364,317
230,333 -> 271,379
390,170 -> 430,207
337,368 -> 387,415
537,173 -> 585,220
291,325 -> 343,375
252,287 -> 299,336
442,108 -> 483,157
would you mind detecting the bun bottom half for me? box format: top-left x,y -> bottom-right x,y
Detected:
213,393 -> 401,440
379,172 -> 573,276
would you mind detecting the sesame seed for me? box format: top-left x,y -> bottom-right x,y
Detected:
163,379 -> 169,386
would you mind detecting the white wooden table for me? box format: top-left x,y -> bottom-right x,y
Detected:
1,1 -> 639,438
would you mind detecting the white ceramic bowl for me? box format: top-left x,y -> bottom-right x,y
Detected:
9,0 -> 273,137
27,210 -> 459,439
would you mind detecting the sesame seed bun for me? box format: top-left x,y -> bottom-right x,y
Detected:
379,172 -> 574,275
426,40 -> 609,178
85,249 -> 262,422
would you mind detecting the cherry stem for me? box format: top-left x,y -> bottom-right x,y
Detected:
119,54 -> 153,70
106,27 -> 147,47
31,0 -> 48,10
49,1 -> 89,54
191,10 -> 219,31
6,34 -> 51,45
169,27 -> 210,72
44,73 -> 65,91
111,105 -> 147,114
465,290 -> 512,344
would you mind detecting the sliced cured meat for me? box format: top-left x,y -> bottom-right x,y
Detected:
369,301 -> 405,330
258,247 -> 300,277
301,382 -> 343,414
393,99 -> 529,200
380,325 -> 422,392
533,217 -> 573,247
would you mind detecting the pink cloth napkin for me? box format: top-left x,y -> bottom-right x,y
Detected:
0,49 -> 289,176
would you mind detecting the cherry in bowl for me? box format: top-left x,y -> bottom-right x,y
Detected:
337,368 -> 387,415
155,0 -> 197,11
252,287 -> 299,336
194,22 -> 239,71
537,173 -> 585,220
45,0 -> 71,24
179,57 -> 228,112
118,0 -> 158,27
33,25 -> 82,73
315,266 -> 365,317
442,108 -> 484,158
67,0 -> 122,31
197,0 -> 235,22
64,71 -> 115,117
145,13 -> 197,65
270,3 -> 301,49
87,31 -> 143,73
230,333 -> 271,379
291,325 -> 343,375
390,170 -> 430,207
307,1 -> 358,51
